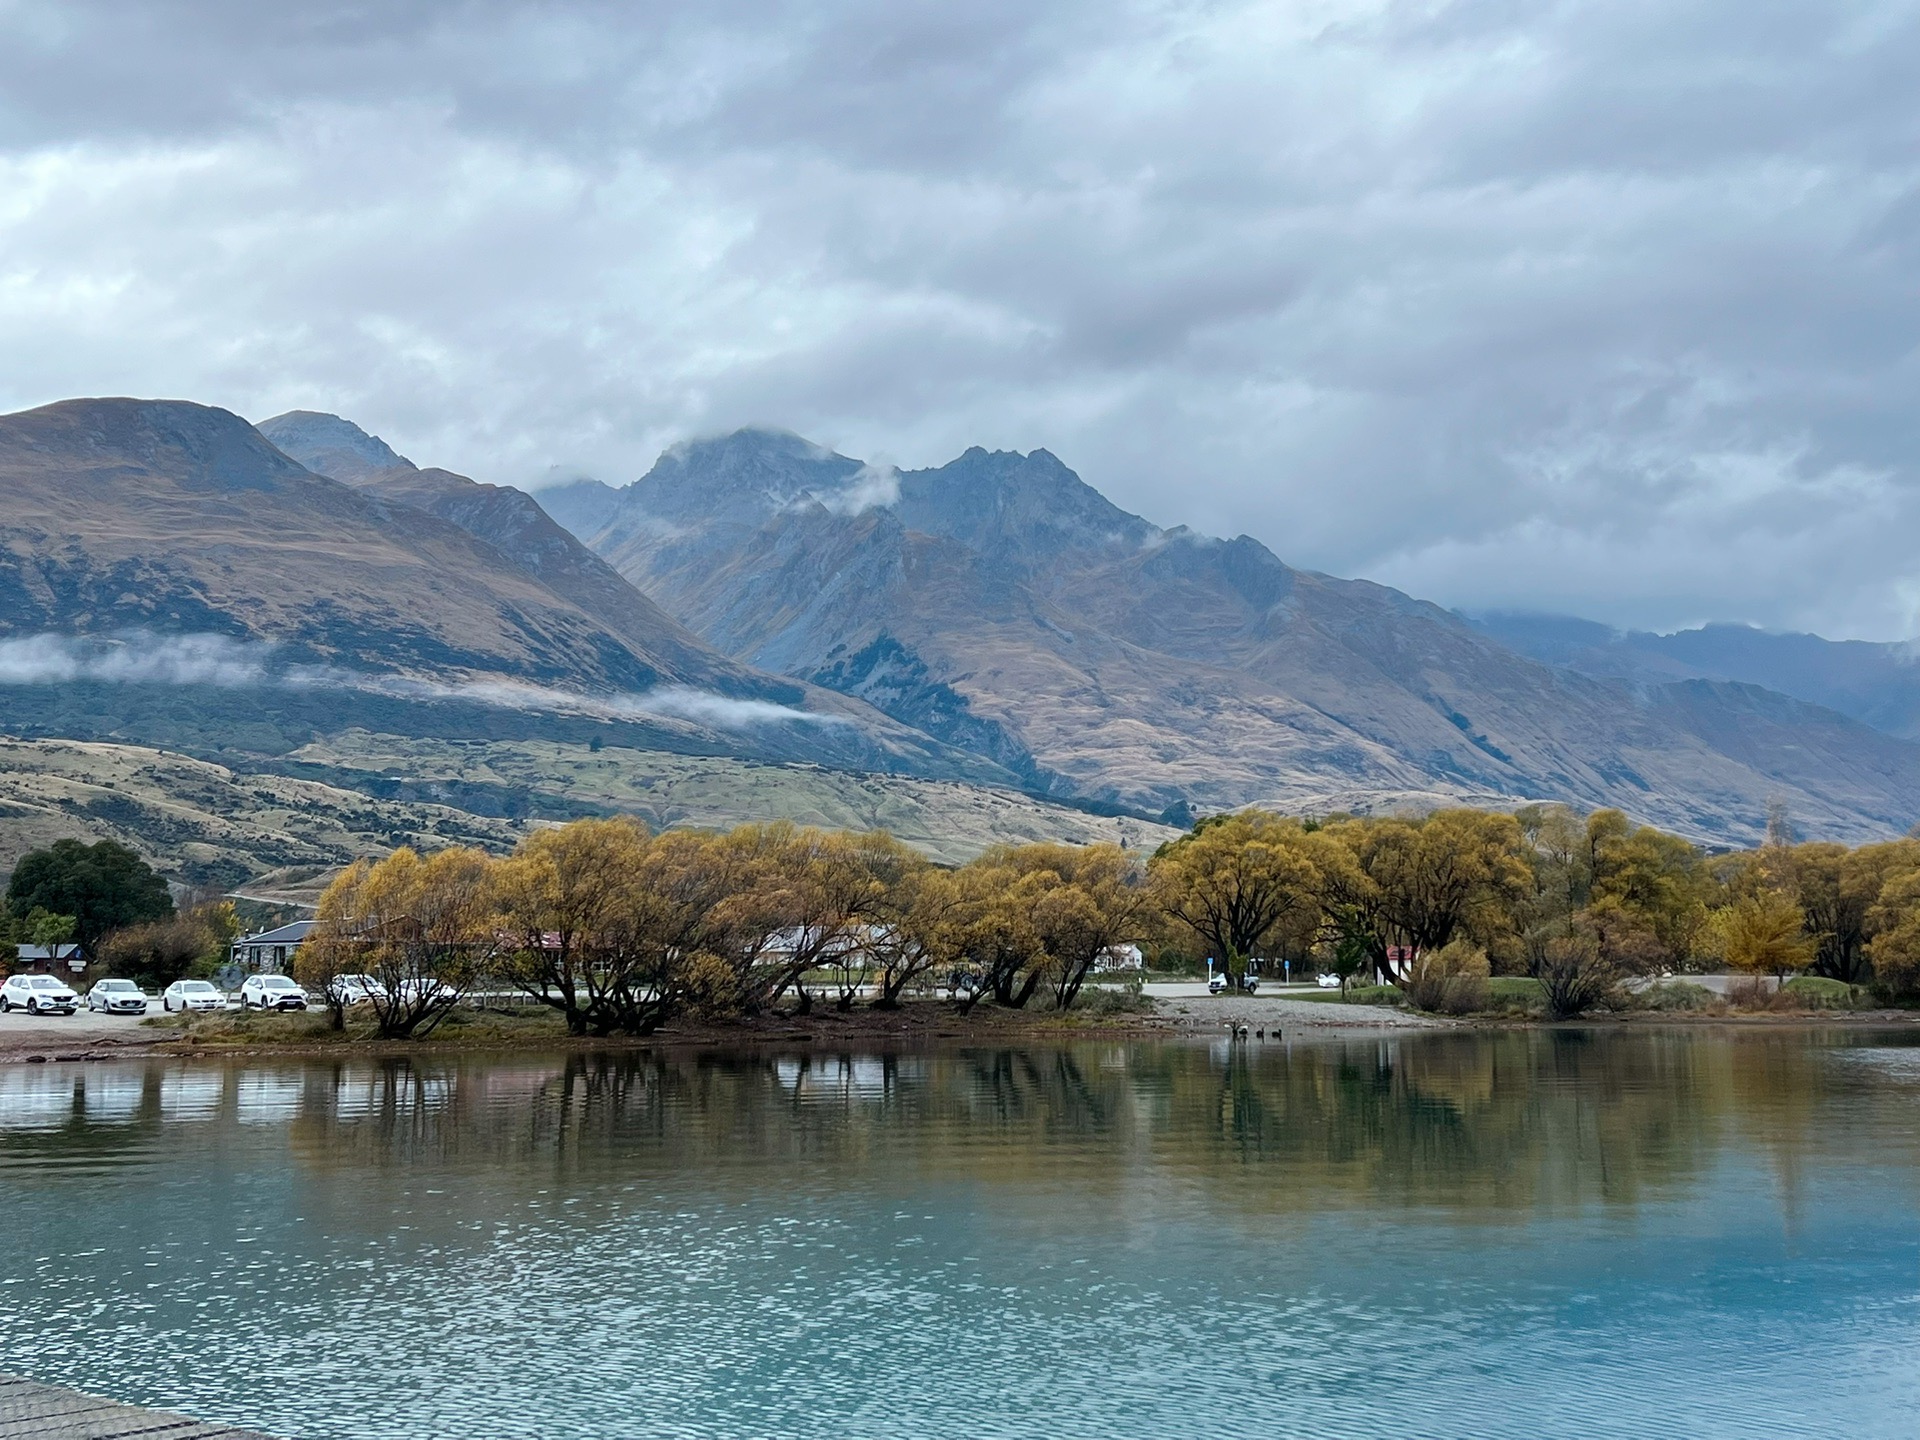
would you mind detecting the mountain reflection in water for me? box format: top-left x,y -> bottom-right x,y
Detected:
1,1029 -> 1917,1439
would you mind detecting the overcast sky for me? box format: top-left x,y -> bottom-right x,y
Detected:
2,1 -> 1916,639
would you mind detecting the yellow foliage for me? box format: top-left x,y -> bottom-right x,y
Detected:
1709,891 -> 1815,979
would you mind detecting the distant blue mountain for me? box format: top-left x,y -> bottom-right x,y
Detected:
1466,613 -> 1920,741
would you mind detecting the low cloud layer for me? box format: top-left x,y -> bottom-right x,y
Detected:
816,463 -> 901,518
0,3 -> 1916,638
0,632 -> 272,688
0,633 -> 834,729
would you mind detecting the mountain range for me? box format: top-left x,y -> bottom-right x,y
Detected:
0,397 -> 1025,787
536,428 -> 1920,846
1466,613 -> 1920,742
1,395 -> 1916,853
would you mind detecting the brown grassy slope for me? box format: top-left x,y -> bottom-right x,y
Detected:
0,736 -> 525,889
291,731 -> 1180,865
0,732 -> 1178,897
0,398 -> 729,691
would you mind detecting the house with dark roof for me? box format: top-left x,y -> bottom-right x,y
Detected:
12,942 -> 84,976
232,921 -> 316,975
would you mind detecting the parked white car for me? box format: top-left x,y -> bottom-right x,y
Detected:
1316,973 -> 1343,989
86,978 -> 150,1014
0,973 -> 80,1015
327,974 -> 387,1006
239,974 -> 310,1011
162,979 -> 227,1013
1207,973 -> 1260,995
394,978 -> 459,1006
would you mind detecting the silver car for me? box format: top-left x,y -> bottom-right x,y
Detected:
86,978 -> 149,1014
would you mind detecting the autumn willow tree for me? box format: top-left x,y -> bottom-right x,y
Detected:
304,846 -> 498,1039
1150,813 -> 1333,987
492,817 -> 684,1036
929,843 -> 1152,1010
1320,810 -> 1532,983
304,820 -> 1157,1033
299,799 -> 1920,1032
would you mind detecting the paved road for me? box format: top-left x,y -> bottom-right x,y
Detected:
1142,981 -> 1340,999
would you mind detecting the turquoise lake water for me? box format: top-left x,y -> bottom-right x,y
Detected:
1,1029 -> 1917,1438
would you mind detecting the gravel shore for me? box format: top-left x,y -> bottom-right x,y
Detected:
1150,994 -> 1450,1031
0,1006 -> 168,1061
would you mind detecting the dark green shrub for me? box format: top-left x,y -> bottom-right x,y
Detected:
1405,940 -> 1489,1012
1436,975 -> 1490,1015
1536,935 -> 1620,1020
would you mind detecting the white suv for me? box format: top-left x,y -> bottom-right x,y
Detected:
327,974 -> 386,1006
239,974 -> 310,1011
1,973 -> 80,1015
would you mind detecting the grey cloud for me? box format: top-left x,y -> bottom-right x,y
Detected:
2,1 -> 1918,637
816,463 -> 902,517
0,632 -> 271,687
357,674 -> 839,728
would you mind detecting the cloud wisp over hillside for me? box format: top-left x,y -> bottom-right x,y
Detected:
0,631 -> 837,730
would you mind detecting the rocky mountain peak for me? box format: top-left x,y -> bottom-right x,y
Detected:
894,444 -> 1160,563
15,398 -> 314,494
257,410 -> 415,484
634,427 -> 865,523
533,477 -> 624,542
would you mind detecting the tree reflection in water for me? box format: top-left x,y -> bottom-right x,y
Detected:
109,1029 -> 1895,1232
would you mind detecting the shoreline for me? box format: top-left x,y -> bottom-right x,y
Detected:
3,996 -> 1917,1066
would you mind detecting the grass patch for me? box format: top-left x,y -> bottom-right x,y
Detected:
1480,976 -> 1546,1017
1075,986 -> 1156,1017
1632,980 -> 1722,1014
144,1004 -> 570,1048
1779,976 -> 1866,1011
